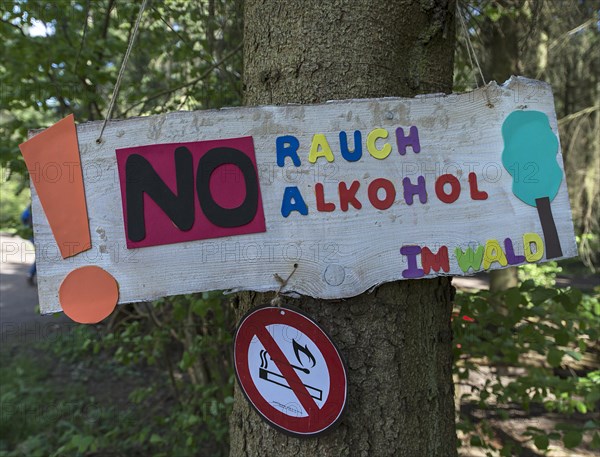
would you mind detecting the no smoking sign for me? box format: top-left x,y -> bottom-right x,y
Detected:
234,306 -> 348,437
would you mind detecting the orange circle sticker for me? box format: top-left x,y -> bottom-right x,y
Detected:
59,266 -> 119,324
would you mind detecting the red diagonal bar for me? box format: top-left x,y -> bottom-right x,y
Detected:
255,325 -> 319,416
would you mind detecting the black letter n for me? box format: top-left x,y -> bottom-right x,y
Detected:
125,147 -> 194,242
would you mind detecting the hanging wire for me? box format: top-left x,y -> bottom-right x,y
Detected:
96,0 -> 148,143
457,3 -> 494,107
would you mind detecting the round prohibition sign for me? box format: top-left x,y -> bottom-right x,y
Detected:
234,306 -> 348,437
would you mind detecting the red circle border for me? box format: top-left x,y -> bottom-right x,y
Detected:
234,306 -> 348,437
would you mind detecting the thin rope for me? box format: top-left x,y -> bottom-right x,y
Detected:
456,4 -> 478,89
96,0 -> 148,143
457,4 -> 493,107
457,6 -> 486,85
461,19 -> 479,88
271,264 -> 298,307
73,0 -> 91,73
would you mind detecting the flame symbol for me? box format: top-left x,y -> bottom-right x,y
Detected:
292,339 -> 316,368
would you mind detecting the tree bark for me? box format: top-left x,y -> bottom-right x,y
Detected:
230,1 -> 457,456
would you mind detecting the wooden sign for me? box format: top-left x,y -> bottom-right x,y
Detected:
28,77 -> 577,314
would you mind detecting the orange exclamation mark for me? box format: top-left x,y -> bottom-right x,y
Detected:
19,114 -> 119,323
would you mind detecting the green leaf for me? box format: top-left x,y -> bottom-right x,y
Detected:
556,293 -> 577,312
470,435 -> 483,447
520,279 -> 536,291
591,432 -> 600,450
567,288 -> 583,305
191,299 -> 209,317
210,401 -> 218,416
563,431 -> 582,448
554,330 -> 570,346
586,389 -> 600,404
575,401 -> 587,414
534,434 -> 549,450
504,288 -> 523,307
531,287 -> 557,305
70,435 -> 93,453
186,414 -> 200,426
547,347 -> 564,367
150,433 -> 163,444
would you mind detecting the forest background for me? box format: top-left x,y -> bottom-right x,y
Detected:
0,1 -> 598,456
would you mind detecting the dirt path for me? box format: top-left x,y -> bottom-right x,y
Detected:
0,233 -> 71,344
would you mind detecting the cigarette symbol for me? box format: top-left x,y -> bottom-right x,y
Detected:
259,346 -> 323,401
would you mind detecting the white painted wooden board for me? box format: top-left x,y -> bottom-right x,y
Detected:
31,77 -> 577,314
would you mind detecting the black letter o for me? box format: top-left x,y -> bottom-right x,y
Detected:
197,147 -> 259,228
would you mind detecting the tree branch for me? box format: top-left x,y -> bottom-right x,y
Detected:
558,105 -> 598,125
1,18 -> 27,37
122,42 -> 242,116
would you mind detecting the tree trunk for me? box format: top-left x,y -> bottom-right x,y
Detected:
489,267 -> 519,292
230,2 -> 457,456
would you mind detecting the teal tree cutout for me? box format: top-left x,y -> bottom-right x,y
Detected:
501,110 -> 564,259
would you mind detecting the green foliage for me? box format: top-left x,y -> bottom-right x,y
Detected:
0,347 -> 145,457
518,260 -> 562,288
2,2 -> 599,455
2,292 -> 234,456
115,292 -> 234,456
87,292 -> 234,456
1,0 -> 243,209
454,264 -> 600,454
2,3 -> 241,454
0,170 -> 30,233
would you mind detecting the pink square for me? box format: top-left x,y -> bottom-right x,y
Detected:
116,137 -> 266,249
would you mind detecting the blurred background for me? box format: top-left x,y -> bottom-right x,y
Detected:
0,1 -> 598,456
